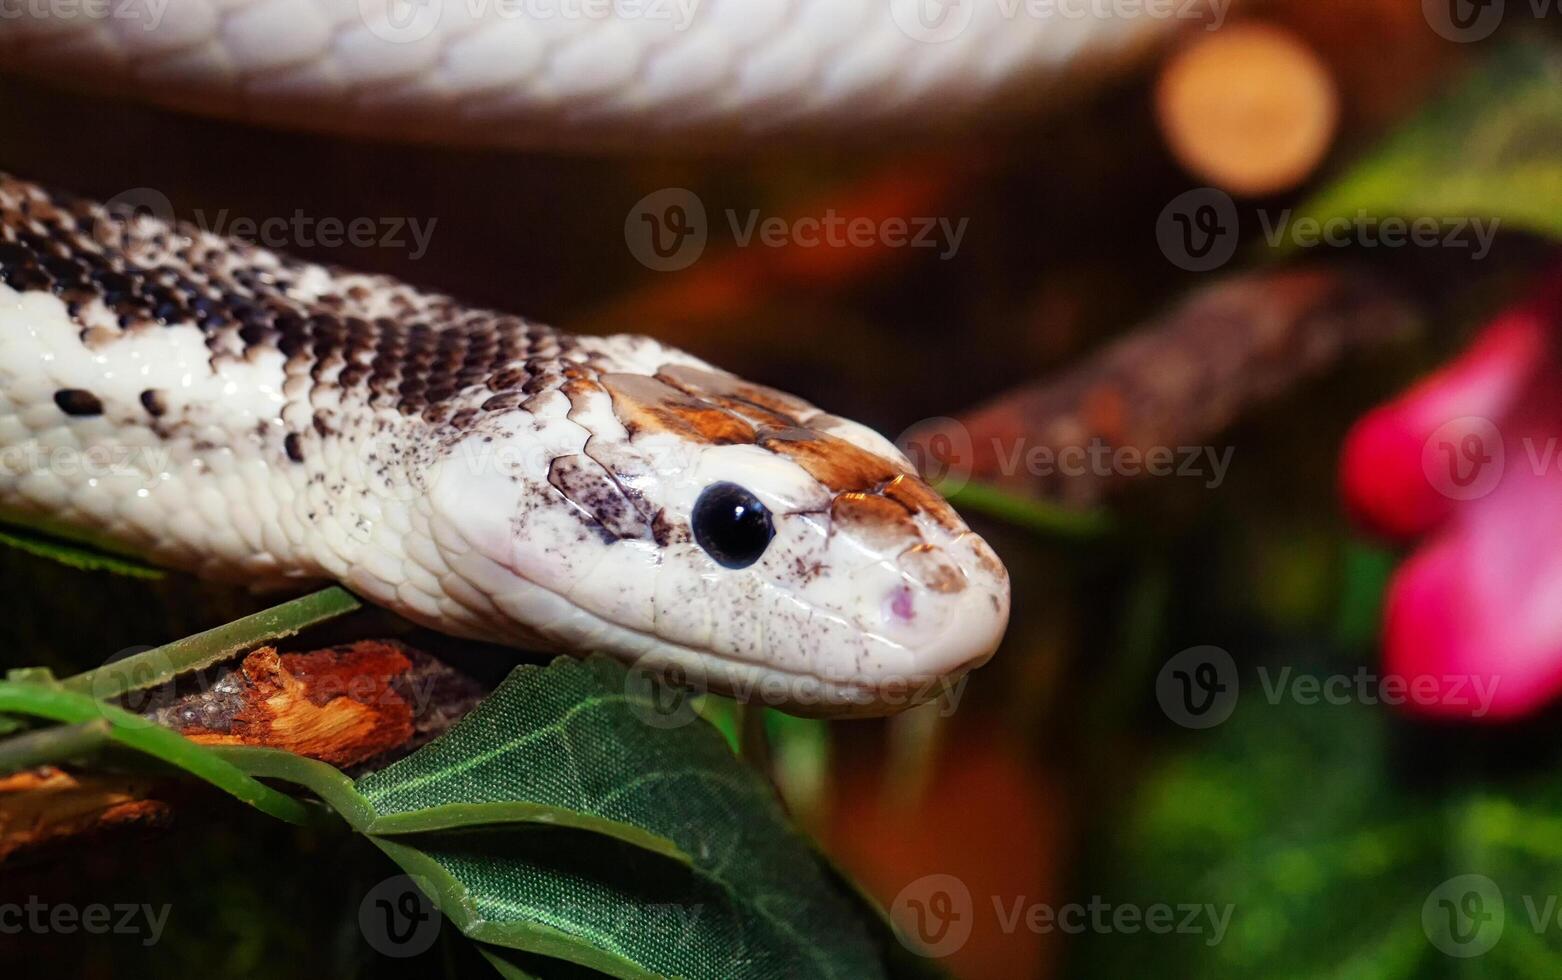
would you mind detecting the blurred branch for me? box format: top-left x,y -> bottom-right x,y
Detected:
0,640 -> 485,865
0,768 -> 172,865
911,265 -> 1419,508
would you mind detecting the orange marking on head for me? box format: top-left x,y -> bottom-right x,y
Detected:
600,373 -> 756,444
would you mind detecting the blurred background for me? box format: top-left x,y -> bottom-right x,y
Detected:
3,1 -> 1562,977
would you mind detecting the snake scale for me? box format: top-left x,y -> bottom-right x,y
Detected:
0,1 -> 1206,714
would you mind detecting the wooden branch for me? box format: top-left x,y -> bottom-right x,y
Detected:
905,266 -> 1418,507
0,768 -> 171,864
0,639 -> 486,864
158,640 -> 485,769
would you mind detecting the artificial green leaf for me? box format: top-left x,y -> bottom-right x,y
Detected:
213,742 -> 685,860
479,942 -> 617,979
375,829 -> 761,979
212,656 -> 894,978
1294,42 -> 1562,245
1074,672 -> 1562,978
354,655 -> 885,979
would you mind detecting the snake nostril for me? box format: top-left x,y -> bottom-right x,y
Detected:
885,585 -> 916,625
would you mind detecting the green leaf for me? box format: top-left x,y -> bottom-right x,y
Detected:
1292,42 -> 1562,246
354,655 -> 885,978
479,943 -> 619,979
0,680 -> 309,823
214,656 -> 893,979
0,524 -> 164,579
60,586 -> 362,700
0,718 -> 111,775
940,480 -> 1114,538
1075,672 -> 1562,978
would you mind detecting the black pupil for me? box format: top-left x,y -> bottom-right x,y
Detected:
691,482 -> 775,569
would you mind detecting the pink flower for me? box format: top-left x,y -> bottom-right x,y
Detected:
1340,265 -> 1562,720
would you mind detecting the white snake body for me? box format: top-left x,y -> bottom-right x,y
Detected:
0,0 -> 1205,148
0,1 -> 1205,713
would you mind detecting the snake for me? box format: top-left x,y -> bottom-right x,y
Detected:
0,2 -> 1203,715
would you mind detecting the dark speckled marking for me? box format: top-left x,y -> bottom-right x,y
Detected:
0,172 -> 574,424
139,388 -> 167,417
54,388 -> 103,416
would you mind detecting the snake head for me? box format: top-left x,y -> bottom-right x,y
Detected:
427,344 -> 1009,718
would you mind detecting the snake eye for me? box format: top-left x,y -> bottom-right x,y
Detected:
691,482 -> 775,569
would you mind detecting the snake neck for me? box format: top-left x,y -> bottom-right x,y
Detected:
0,172 -> 595,594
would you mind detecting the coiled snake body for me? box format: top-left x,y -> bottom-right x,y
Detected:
0,2 -> 1195,713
